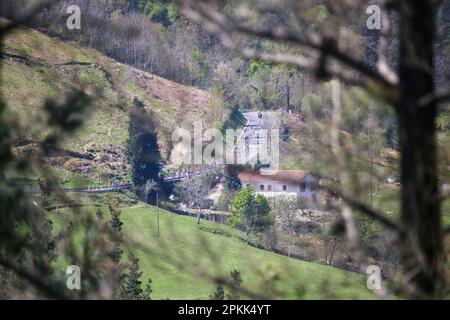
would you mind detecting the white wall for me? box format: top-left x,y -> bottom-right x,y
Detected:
244,182 -> 299,193
241,175 -> 319,202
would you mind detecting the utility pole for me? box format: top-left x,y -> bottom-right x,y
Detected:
288,226 -> 292,258
286,71 -> 293,113
156,192 -> 160,238
146,179 -> 160,238
369,106 -> 374,208
286,73 -> 290,113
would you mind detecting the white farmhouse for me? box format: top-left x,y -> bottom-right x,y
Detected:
238,169 -> 320,202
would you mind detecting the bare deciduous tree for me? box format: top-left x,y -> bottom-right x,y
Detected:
274,195 -> 298,257
176,173 -> 214,224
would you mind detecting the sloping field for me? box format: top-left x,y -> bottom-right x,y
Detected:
52,203 -> 375,300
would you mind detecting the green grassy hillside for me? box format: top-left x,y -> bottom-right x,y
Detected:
51,202 -> 374,300
1,21 -> 235,184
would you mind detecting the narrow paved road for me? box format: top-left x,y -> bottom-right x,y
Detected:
235,111 -> 280,166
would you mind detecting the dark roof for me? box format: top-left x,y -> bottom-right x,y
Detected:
238,170 -> 310,184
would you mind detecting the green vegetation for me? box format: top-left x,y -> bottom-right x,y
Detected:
210,270 -> 243,300
50,203 -> 374,300
127,98 -> 161,187
120,253 -> 153,300
231,187 -> 274,241
1,23 -> 233,185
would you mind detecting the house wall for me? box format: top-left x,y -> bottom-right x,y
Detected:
244,182 -> 299,194
242,174 -> 319,202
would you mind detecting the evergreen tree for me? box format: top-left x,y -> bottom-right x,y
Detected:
109,198 -> 123,233
223,165 -> 242,192
210,284 -> 225,300
142,278 -> 153,300
226,270 -> 242,300
95,208 -> 104,221
127,97 -> 162,193
108,198 -> 123,263
120,253 -> 152,300
209,270 -> 242,300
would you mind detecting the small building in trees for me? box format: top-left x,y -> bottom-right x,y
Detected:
238,169 -> 320,203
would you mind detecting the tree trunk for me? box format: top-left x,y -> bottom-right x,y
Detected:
328,240 -> 337,266
397,1 -> 445,298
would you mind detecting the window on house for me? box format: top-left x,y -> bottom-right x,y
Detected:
268,185 -> 272,191
282,185 -> 287,191
260,184 -> 265,191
